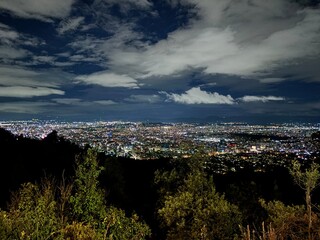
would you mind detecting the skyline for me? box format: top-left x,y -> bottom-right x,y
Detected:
0,0 -> 320,123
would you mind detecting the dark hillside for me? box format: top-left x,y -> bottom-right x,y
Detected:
0,128 -> 81,207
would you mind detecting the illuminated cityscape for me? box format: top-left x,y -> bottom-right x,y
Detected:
1,120 -> 319,173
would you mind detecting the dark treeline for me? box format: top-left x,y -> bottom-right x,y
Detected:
0,127 -> 320,239
0,129 -> 81,208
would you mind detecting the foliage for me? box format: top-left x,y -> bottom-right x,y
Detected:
69,149 -> 107,228
60,222 -> 97,240
289,161 -> 320,193
0,180 -> 61,240
104,206 -> 151,240
69,149 -> 151,239
154,156 -> 205,198
289,160 -> 320,239
258,199 -> 320,240
260,199 -> 305,227
156,158 -> 242,240
239,161 -> 320,240
0,149 -> 151,240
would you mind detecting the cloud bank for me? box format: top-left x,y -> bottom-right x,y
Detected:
239,95 -> 286,103
163,87 -> 235,105
0,0 -> 75,20
162,88 -> 286,105
125,94 -> 162,104
75,71 -> 139,88
0,86 -> 64,98
0,101 -> 55,113
99,0 -> 320,81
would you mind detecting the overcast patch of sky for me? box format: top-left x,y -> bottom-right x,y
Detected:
0,0 -> 319,121
104,0 -> 320,79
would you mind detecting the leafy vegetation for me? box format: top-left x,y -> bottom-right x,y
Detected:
0,147 -> 151,240
0,128 -> 320,239
156,158 -> 242,239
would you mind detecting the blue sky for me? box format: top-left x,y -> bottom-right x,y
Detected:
0,0 -> 319,123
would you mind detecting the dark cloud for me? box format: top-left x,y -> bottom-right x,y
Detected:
293,0 -> 320,7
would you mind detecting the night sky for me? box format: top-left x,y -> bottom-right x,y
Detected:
0,0 -> 319,123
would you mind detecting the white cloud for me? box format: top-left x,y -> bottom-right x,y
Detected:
139,27 -> 238,77
0,86 -> 64,98
0,24 -> 47,66
0,24 -> 19,44
20,36 -> 44,47
259,78 -> 286,84
55,52 -> 71,57
0,23 -> 10,29
52,98 -> 116,106
162,88 -> 285,105
0,23 -> 44,47
125,94 -> 162,103
0,65 -> 67,88
52,61 -> 75,67
51,98 -> 117,108
32,55 -> 56,64
0,101 -> 55,113
121,0 -> 152,9
0,0 -> 75,20
163,87 -> 234,104
0,46 -> 29,59
0,66 -> 39,81
69,54 -> 99,63
52,98 -> 82,105
95,0 -> 320,81
93,0 -> 152,14
76,71 -> 139,88
94,100 -> 117,105
239,95 -> 285,103
57,17 -> 85,34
